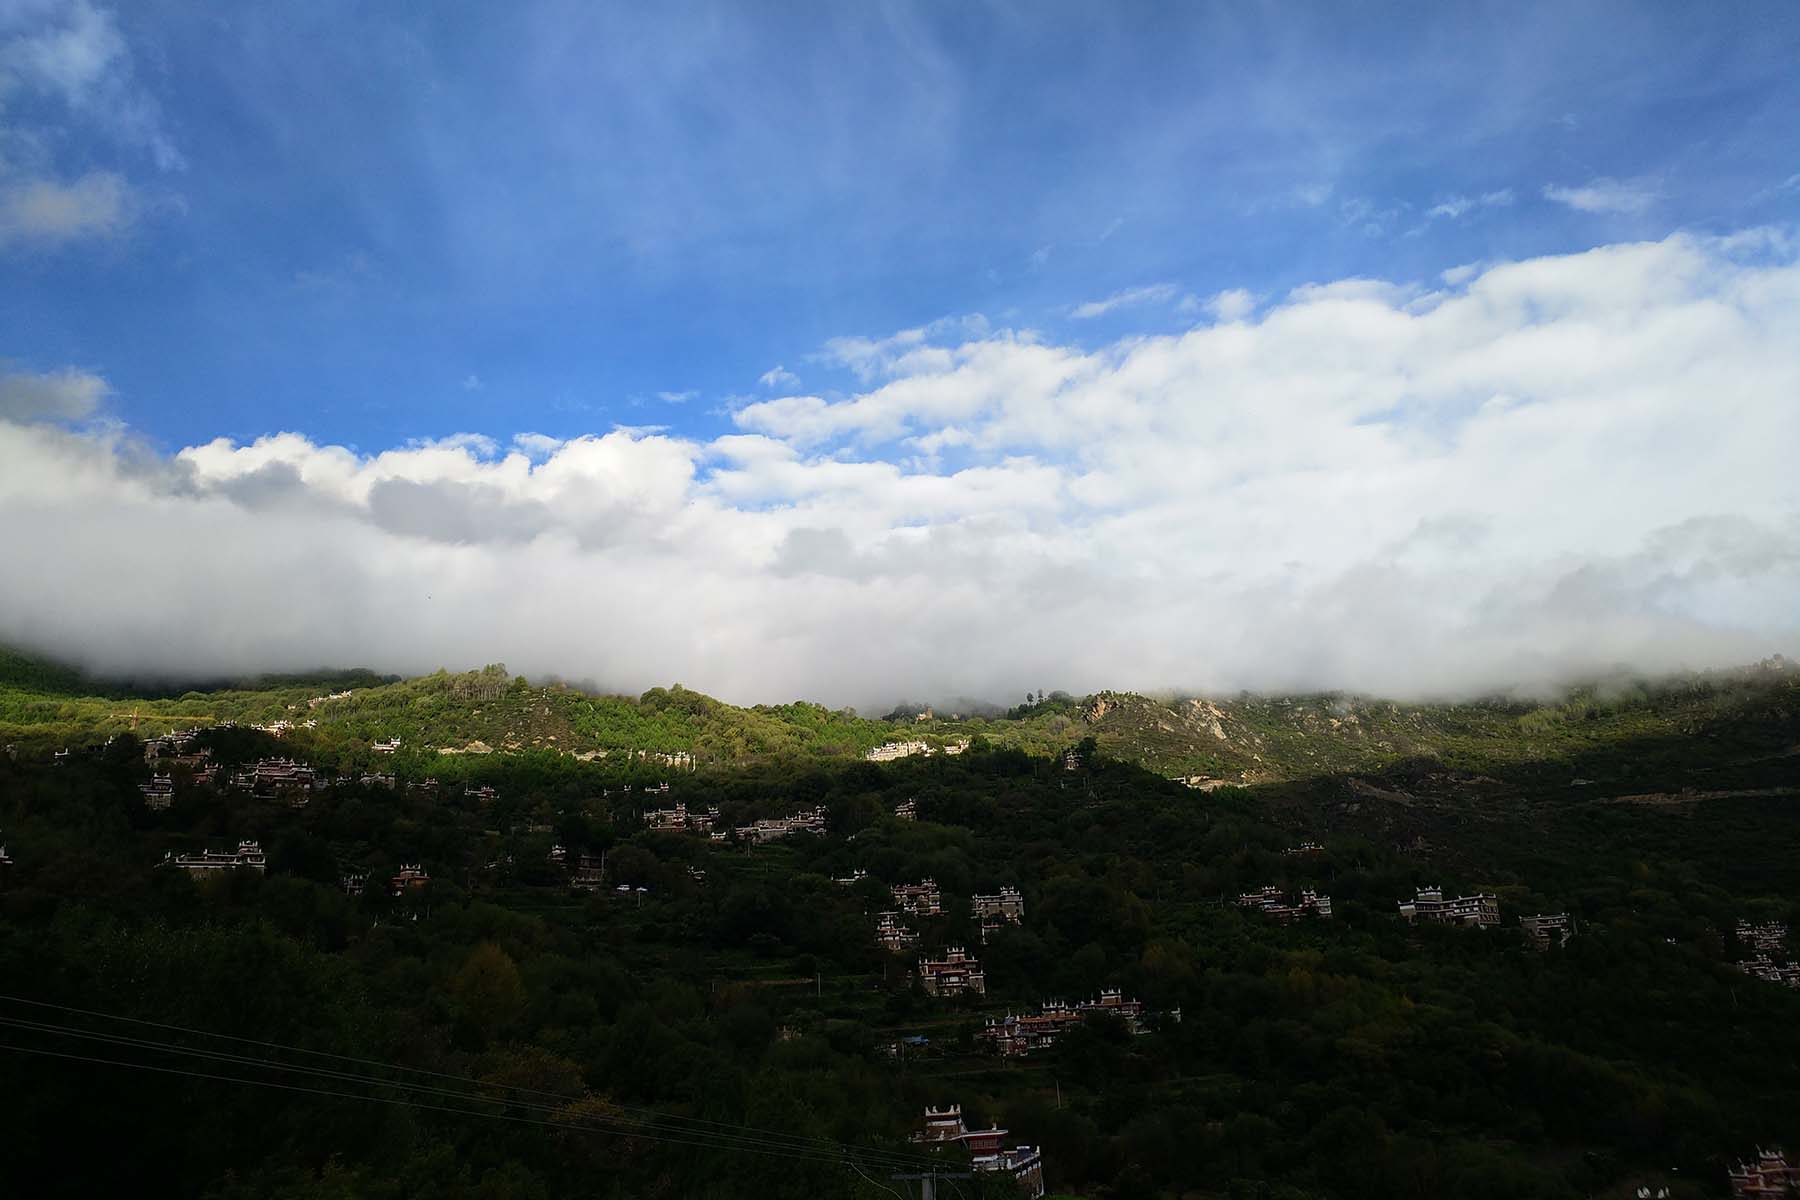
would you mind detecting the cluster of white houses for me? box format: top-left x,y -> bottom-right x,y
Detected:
144,731 -> 211,769
1729,1148 -> 1800,1197
732,808 -> 827,845
644,802 -> 719,835
1399,887 -> 1501,928
229,758 -> 318,793
915,1105 -> 1045,1199
865,739 -> 970,763
1736,955 -> 1800,990
1236,885 -> 1333,922
867,740 -> 931,762
893,799 -> 917,821
164,841 -> 267,874
1736,920 -> 1788,954
978,989 -> 1155,1056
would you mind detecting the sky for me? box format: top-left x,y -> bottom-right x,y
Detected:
1,0 -> 1798,707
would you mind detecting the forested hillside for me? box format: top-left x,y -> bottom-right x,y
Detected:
1,664 -> 1797,1199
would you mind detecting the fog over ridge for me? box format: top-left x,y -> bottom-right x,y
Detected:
2,231 -> 1797,710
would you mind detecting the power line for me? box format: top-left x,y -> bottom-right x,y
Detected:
0,996 -> 950,1174
0,1038 -> 885,1171
0,1035 -> 949,1186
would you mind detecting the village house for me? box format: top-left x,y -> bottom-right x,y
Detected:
943,738 -> 969,755
893,879 -> 943,917
1284,840 -> 1325,856
1062,749 -> 1082,770
340,872 -> 368,897
1521,913 -> 1574,950
371,737 -> 401,753
833,868 -> 869,887
166,841 -> 267,875
893,799 -> 918,821
232,758 -> 318,794
1729,1148 -> 1800,1198
875,911 -> 919,953
407,777 -> 440,797
1736,920 -> 1789,954
1399,887 -> 1500,928
866,740 -> 932,762
1237,885 -> 1334,922
144,732 -> 211,771
359,772 -> 397,789
981,1004 -> 1081,1056
972,886 -> 1025,924
918,947 -> 986,996
139,774 -> 176,810
390,864 -> 430,895
571,853 -> 606,892
465,785 -> 498,804
914,1106 -> 1045,1199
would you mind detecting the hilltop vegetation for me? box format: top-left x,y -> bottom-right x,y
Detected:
4,644 -> 1796,789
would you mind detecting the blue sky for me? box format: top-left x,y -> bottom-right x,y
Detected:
6,1 -> 1797,452
2,2 -> 1799,702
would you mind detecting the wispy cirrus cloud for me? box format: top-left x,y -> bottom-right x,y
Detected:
1425,189 -> 1515,221
1543,176 -> 1659,215
1070,282 -> 1180,320
0,0 -> 184,171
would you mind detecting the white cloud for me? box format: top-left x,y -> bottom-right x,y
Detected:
0,363 -> 109,421
2,231 -> 1797,707
656,390 -> 697,404
1543,177 -> 1658,215
758,365 -> 799,390
1292,182 -> 1332,207
1200,288 -> 1256,322
0,169 -> 130,246
512,432 -> 561,459
462,374 -> 483,391
1070,283 -> 1179,320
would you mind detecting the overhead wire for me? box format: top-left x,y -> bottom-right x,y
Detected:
0,997 -> 953,1174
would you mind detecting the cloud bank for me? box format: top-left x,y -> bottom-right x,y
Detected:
2,231 -> 1797,706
